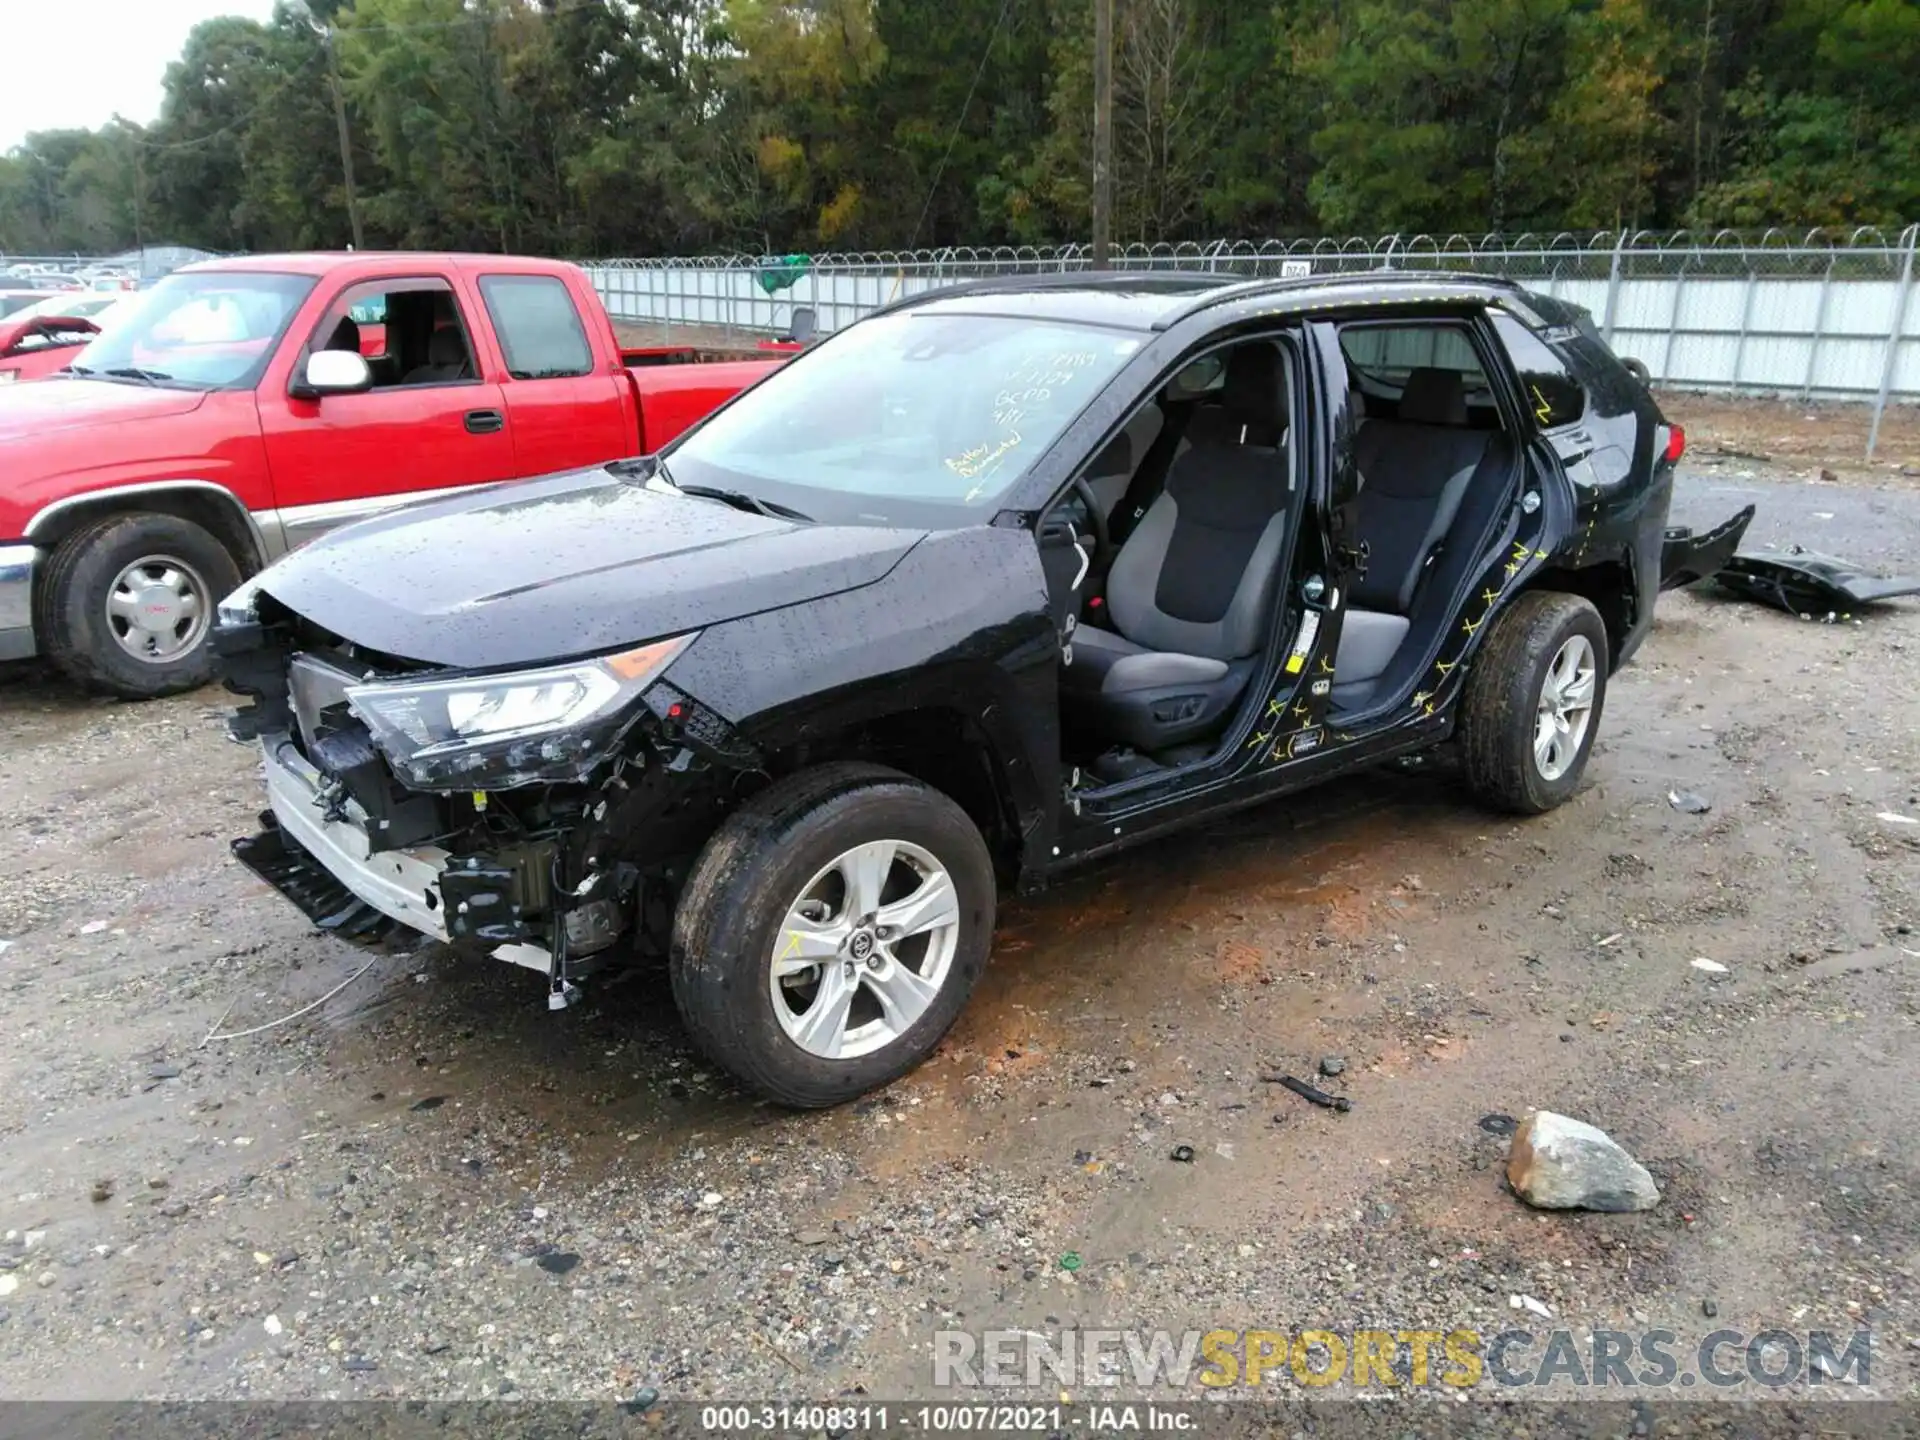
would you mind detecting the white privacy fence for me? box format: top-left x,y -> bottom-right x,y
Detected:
582,226 -> 1920,457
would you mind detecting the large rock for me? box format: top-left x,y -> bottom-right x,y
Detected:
1506,1111 -> 1661,1212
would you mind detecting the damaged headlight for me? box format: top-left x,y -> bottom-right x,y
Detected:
345,633 -> 697,790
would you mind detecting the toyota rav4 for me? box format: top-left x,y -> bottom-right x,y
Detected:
217,270 -> 1722,1108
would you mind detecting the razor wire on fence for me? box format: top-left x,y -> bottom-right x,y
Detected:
581,225 -> 1920,458
11,227 -> 1917,455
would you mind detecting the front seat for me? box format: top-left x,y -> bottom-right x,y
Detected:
403,325 -> 473,384
1332,366 -> 1495,703
1064,344 -> 1291,753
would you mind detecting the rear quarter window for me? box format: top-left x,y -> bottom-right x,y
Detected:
479,274 -> 594,380
1490,310 -> 1585,429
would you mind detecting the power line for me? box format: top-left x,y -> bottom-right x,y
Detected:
907,0 -> 1017,251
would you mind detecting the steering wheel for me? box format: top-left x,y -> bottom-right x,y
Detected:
1070,475 -> 1112,574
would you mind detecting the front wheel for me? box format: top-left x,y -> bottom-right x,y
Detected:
670,763 -> 996,1108
1457,591 -> 1609,814
36,511 -> 242,698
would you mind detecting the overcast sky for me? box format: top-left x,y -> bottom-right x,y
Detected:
2,0 -> 280,151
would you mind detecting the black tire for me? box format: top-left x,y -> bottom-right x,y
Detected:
670,762 -> 996,1108
35,512 -> 242,699
1457,590 -> 1609,815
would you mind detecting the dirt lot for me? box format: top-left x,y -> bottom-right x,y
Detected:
1,461 -> 1918,1412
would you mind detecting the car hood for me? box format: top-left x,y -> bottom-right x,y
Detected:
0,380 -> 216,534
0,376 -> 208,438
255,467 -> 928,670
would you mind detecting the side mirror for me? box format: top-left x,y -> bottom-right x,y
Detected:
295,348 -> 373,399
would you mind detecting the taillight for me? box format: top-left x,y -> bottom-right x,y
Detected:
1663,424 -> 1686,464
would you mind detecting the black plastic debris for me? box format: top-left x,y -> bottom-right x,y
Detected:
1269,1075 -> 1352,1112
536,1251 -> 582,1275
1478,1113 -> 1518,1137
1715,545 -> 1920,615
1169,1144 -> 1196,1163
1660,505 -> 1756,591
410,1095 -> 447,1112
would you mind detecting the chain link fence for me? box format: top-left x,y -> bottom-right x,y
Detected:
582,225 -> 1920,458
11,228 -> 1916,455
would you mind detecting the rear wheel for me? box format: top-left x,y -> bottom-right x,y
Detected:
1457,591 -> 1608,814
670,763 -> 995,1108
37,512 -> 241,699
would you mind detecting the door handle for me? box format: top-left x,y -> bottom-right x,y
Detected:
465,409 -> 504,435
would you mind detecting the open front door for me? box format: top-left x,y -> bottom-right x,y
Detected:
1238,322 -> 1368,764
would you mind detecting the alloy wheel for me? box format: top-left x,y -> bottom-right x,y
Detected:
1533,633 -> 1597,781
768,838 -> 962,1060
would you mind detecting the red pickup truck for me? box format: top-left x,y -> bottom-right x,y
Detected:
0,252 -> 775,697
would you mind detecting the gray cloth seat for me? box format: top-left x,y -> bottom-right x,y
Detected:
403,325 -> 473,384
1064,344 -> 1291,752
1333,367 -> 1491,693
1083,403 -> 1165,522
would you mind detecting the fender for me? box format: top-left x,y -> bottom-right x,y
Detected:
668,525 -> 1063,868
25,478 -> 272,567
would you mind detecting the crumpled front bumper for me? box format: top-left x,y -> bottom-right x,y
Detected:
0,543 -> 38,662
248,734 -> 455,940
234,735 -> 552,972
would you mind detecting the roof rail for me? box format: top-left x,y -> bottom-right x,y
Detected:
869,268 -> 1238,320
1154,267 -> 1535,328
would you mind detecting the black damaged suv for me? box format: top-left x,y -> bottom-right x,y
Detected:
218,271 -> 1715,1107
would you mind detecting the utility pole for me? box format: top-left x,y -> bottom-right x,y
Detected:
321,24 -> 366,250
1091,0 -> 1113,270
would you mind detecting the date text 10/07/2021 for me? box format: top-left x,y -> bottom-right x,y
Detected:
699,1404 -> 1194,1433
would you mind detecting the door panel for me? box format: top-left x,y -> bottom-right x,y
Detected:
476,272 -> 635,475
259,384 -> 519,547
258,277 -> 519,545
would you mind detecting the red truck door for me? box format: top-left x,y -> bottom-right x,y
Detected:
470,269 -> 636,473
257,275 -> 519,548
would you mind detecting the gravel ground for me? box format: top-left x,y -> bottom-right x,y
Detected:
1,462 -> 1917,1413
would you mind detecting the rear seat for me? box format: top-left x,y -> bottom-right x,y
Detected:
1333,367 -> 1500,702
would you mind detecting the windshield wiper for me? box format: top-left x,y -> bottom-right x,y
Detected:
676,483 -> 813,523
102,366 -> 173,385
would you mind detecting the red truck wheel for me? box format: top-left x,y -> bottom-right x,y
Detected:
35,512 -> 242,699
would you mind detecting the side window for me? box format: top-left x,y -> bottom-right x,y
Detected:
307,280 -> 478,389
1339,324 -> 1488,387
1490,310 -> 1584,429
478,275 -> 593,380
1337,321 -> 1498,425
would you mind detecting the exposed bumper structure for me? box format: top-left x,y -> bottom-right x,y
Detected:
0,543 -> 38,662
1658,505 -> 1755,592
235,735 -> 553,972
254,734 -> 454,939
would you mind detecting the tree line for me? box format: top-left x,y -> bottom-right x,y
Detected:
2,0 -> 1914,261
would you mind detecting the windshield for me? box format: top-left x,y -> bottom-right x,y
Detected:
665,311 -> 1141,523
68,271 -> 315,389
